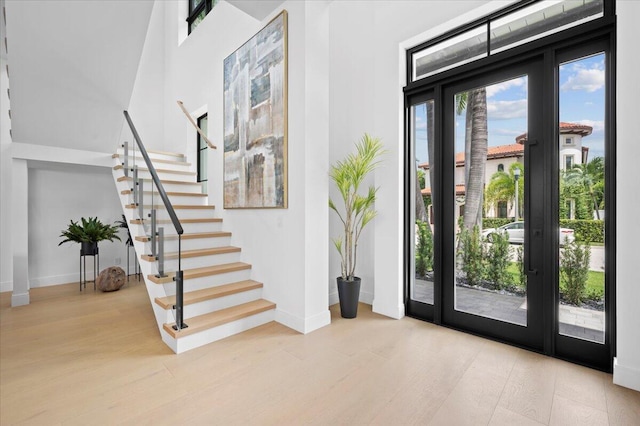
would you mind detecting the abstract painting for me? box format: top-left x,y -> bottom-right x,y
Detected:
223,10 -> 287,208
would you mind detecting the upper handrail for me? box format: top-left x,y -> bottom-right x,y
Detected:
123,110 -> 184,236
177,100 -> 217,149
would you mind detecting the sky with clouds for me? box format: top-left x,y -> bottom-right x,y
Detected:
414,53 -> 606,163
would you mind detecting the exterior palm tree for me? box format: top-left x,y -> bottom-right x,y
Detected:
485,162 -> 525,219
460,88 -> 488,230
564,157 -> 604,220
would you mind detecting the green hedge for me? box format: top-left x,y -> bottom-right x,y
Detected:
482,218 -> 604,244
482,218 -> 513,229
560,219 -> 604,243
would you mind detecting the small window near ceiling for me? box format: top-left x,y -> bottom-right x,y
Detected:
197,113 -> 208,193
565,137 -> 573,145
188,0 -> 218,34
498,163 -> 504,172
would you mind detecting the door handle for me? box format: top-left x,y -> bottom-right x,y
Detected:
527,268 -> 538,276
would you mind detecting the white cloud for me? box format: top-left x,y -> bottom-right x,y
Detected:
486,77 -> 526,99
487,99 -> 527,120
576,119 -> 605,133
561,68 -> 605,92
493,128 -> 524,136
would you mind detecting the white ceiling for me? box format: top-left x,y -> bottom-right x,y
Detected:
5,0 -> 154,153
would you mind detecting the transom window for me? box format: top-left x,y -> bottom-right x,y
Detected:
188,0 -> 218,34
410,0 -> 604,82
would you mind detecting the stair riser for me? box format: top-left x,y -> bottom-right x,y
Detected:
134,221 -> 222,234
170,310 -> 275,354
124,193 -> 208,206
163,269 -> 253,293
152,236 -> 232,252
118,160 -> 193,173
178,222 -> 223,233
160,288 -> 263,321
129,207 -> 217,221
134,170 -> 195,183
122,181 -> 203,194
116,148 -> 187,163
148,251 -> 241,271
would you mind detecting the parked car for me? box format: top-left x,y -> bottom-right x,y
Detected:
481,221 -> 575,245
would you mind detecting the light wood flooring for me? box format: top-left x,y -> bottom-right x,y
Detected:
1,280 -> 639,425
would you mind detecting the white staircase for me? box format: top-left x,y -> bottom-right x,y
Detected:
111,147 -> 276,354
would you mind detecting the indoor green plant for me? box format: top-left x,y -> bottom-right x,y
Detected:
59,216 -> 121,255
329,133 -> 385,318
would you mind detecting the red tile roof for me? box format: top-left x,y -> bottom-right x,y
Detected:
419,143 -> 523,169
515,121 -> 593,144
422,185 -> 466,196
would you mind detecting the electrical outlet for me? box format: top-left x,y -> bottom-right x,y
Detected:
114,257 -> 121,265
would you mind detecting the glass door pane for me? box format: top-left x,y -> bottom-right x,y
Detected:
411,101 -> 435,305
558,53 -> 606,344
453,75 -> 528,326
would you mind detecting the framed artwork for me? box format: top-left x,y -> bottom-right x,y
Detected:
223,10 -> 288,208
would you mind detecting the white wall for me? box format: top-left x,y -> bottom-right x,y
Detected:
123,0 -> 167,152
27,164 -> 124,288
326,0 -> 489,318
125,0 -> 331,333
0,31 -> 12,293
614,0 -> 640,392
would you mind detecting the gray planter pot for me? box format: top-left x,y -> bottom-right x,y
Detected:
337,276 -> 361,318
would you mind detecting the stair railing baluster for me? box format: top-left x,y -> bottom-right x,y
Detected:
150,209 -> 157,259
138,177 -> 144,222
123,141 -> 129,177
132,165 -> 139,212
157,227 -> 165,278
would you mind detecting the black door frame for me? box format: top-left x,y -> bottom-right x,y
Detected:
439,57 -> 545,351
404,12 -> 616,371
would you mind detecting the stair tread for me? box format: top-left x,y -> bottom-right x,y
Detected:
163,299 -> 275,339
121,189 -> 207,197
130,218 -> 222,225
113,153 -> 191,166
113,164 -> 195,176
141,246 -> 240,261
135,231 -> 231,243
125,204 -> 215,210
117,176 -> 201,186
148,262 -> 252,284
154,280 -> 263,309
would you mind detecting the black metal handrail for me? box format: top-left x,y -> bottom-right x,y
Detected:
123,110 -> 187,330
123,111 -> 183,236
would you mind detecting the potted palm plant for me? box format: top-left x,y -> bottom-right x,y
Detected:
329,134 -> 385,318
59,217 -> 121,255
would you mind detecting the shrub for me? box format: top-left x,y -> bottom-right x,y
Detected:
458,225 -> 485,286
484,230 -> 512,289
515,245 -> 526,289
560,240 -> 591,305
415,220 -> 433,277
559,219 -> 604,244
482,218 -> 514,230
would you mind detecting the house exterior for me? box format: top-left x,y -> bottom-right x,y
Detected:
419,122 -> 593,219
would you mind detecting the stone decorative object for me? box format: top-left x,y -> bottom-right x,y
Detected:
96,266 -> 126,292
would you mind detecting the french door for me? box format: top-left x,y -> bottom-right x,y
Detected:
405,41 -> 614,370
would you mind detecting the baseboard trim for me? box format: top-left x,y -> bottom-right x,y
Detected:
275,308 -> 331,334
11,291 -> 30,306
1,280 -> 12,293
30,273 -> 79,288
329,290 -> 373,307
613,357 -> 640,392
372,299 -> 405,320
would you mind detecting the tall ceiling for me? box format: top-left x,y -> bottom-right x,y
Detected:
4,0 -> 154,153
